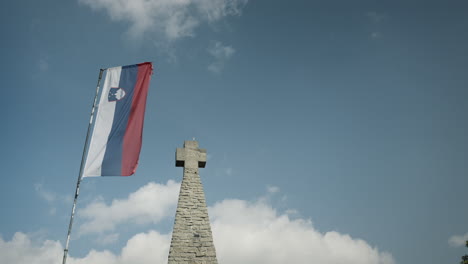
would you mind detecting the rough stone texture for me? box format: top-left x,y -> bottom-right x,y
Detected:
168,140 -> 218,264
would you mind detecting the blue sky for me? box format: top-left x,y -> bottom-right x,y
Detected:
1,0 -> 468,263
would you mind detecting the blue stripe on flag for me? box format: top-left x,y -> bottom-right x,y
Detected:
101,65 -> 138,175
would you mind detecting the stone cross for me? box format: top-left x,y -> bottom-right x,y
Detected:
175,140 -> 206,169
168,140 -> 218,264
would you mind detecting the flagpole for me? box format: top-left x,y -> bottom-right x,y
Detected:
62,68 -> 105,264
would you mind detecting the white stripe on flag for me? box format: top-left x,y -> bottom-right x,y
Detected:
83,67 -> 122,177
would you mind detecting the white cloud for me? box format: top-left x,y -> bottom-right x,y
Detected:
266,185 -> 280,194
210,199 -> 394,264
3,182 -> 394,264
0,231 -> 170,264
0,232 -> 63,264
449,232 -> 468,247
78,180 -> 180,235
78,0 -> 248,41
207,41 -> 235,73
285,208 -> 298,215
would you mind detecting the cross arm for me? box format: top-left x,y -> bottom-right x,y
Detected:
175,147 -> 207,168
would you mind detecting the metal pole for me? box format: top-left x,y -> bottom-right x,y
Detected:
62,68 -> 105,264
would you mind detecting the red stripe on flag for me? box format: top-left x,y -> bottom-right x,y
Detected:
121,62 -> 152,176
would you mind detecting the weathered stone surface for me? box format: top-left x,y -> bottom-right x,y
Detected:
168,141 -> 218,264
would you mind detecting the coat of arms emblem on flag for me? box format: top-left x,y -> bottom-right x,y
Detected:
108,87 -> 126,101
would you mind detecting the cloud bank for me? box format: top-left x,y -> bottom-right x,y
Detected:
78,0 -> 248,41
1,181 -> 394,264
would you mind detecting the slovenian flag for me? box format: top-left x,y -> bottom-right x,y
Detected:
83,62 -> 153,177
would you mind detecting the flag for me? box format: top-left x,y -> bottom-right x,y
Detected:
83,62 -> 153,177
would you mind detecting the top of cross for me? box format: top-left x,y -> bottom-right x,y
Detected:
175,140 -> 207,169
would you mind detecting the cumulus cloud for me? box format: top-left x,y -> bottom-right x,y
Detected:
2,182 -> 394,264
449,232 -> 468,247
0,232 -> 63,264
210,199 -> 394,264
78,0 -> 248,41
78,180 -> 180,235
68,231 -> 170,264
207,41 -> 235,73
0,231 -> 170,264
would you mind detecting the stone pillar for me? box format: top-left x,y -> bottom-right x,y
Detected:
168,140 -> 218,264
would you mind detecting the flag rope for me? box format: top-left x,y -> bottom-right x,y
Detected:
62,68 -> 105,264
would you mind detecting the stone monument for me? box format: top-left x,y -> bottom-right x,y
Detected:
168,140 -> 218,264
